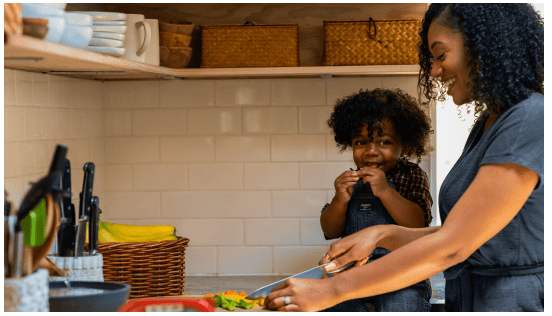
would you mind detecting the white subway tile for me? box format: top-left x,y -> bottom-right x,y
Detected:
218,247 -> 272,275
245,219 -> 300,245
300,162 -> 355,189
215,136 -> 270,162
188,163 -> 243,190
174,219 -> 244,246
325,135 -> 353,161
273,246 -> 327,274
215,79 -> 270,106
5,107 -> 25,141
32,73 -> 49,107
14,70 -> 33,106
271,135 -> 325,161
4,177 -> 27,208
4,70 -> 16,106
25,108 -> 51,139
105,137 -> 159,163
160,137 -> 215,162
89,137 -> 106,164
271,191 -> 327,217
62,139 -> 91,169
299,106 -> 333,134
134,164 -> 188,191
79,80 -> 104,109
271,78 -> 326,106
160,80 -> 215,107
102,191 -> 161,219
104,110 -> 132,136
103,165 -> 133,191
188,108 -> 241,135
104,81 -> 159,108
132,109 -> 187,136
380,76 -> 419,100
243,107 -> 297,134
4,142 -> 24,177
301,219 -> 331,245
326,77 -> 381,105
244,163 -> 299,190
185,247 -> 218,275
162,191 -> 270,218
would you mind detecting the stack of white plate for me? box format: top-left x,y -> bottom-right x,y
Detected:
72,11 -> 127,56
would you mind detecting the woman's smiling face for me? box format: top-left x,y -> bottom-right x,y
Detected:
427,21 -> 473,105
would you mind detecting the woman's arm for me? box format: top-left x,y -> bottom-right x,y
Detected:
267,163 -> 539,311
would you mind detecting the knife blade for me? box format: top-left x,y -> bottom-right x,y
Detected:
75,162 -> 95,256
246,261 -> 357,299
88,196 -> 100,255
57,158 -> 76,256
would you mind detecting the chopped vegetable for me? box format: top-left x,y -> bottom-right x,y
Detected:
207,290 -> 264,311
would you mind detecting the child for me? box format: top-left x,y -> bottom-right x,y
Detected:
320,88 -> 433,312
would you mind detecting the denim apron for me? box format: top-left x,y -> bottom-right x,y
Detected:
325,180 -> 432,312
444,263 -> 544,311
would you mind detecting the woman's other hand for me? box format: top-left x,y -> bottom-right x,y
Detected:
265,278 -> 340,311
321,225 -> 384,271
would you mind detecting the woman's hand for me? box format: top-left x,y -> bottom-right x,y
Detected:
265,278 -> 340,311
321,225 -> 385,271
358,166 -> 390,198
333,169 -> 360,203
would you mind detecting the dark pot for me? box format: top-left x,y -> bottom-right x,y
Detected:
49,281 -> 130,312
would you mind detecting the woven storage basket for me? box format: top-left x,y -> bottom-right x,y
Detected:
201,23 -> 299,68
98,237 -> 189,299
323,19 -> 421,66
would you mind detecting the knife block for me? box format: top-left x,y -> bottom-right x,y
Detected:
4,268 -> 49,312
47,254 -> 104,282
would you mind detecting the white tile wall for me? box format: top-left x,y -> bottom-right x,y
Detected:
5,72 -> 430,276
4,71 -> 105,208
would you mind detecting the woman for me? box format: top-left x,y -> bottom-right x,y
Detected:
266,3 -> 543,312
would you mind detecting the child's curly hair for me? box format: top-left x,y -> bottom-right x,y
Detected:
328,88 -> 431,161
418,4 -> 544,116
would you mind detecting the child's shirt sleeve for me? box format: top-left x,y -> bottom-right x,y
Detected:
394,163 -> 433,226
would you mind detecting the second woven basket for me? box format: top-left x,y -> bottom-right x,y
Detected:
98,237 -> 189,299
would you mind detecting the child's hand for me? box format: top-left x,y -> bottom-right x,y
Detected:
333,170 -> 360,203
358,166 -> 390,198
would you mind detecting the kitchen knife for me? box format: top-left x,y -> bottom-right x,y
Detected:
246,261 -> 357,300
57,158 -> 76,256
75,162 -> 95,256
88,196 -> 101,255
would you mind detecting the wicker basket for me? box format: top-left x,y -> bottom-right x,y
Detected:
201,23 -> 299,68
98,237 -> 189,299
323,19 -> 421,66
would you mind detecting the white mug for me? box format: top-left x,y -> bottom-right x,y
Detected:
144,19 -> 160,66
123,14 -> 151,63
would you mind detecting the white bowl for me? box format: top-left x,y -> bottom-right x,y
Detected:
22,3 -> 64,18
45,16 -> 66,43
93,21 -> 126,26
92,31 -> 125,41
91,25 -> 127,33
86,46 -> 125,56
89,37 -> 124,47
64,12 -> 93,26
60,25 -> 93,48
71,11 -> 127,21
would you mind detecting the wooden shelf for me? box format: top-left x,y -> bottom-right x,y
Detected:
5,35 -> 419,80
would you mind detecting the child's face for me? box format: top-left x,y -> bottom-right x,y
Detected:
351,121 -> 402,173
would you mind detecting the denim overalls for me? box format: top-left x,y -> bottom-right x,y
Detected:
325,180 -> 432,312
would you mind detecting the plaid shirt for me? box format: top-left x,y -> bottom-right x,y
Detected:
323,159 -> 433,227
386,159 -> 433,226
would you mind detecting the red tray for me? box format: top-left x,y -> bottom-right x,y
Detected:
119,296 -> 216,312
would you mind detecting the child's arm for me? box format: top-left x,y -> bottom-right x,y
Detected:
359,167 -> 428,228
320,170 -> 360,239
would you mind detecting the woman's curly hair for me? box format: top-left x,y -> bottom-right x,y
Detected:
328,88 -> 431,161
418,4 -> 544,116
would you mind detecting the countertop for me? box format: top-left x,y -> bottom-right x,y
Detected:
183,273 -> 445,305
